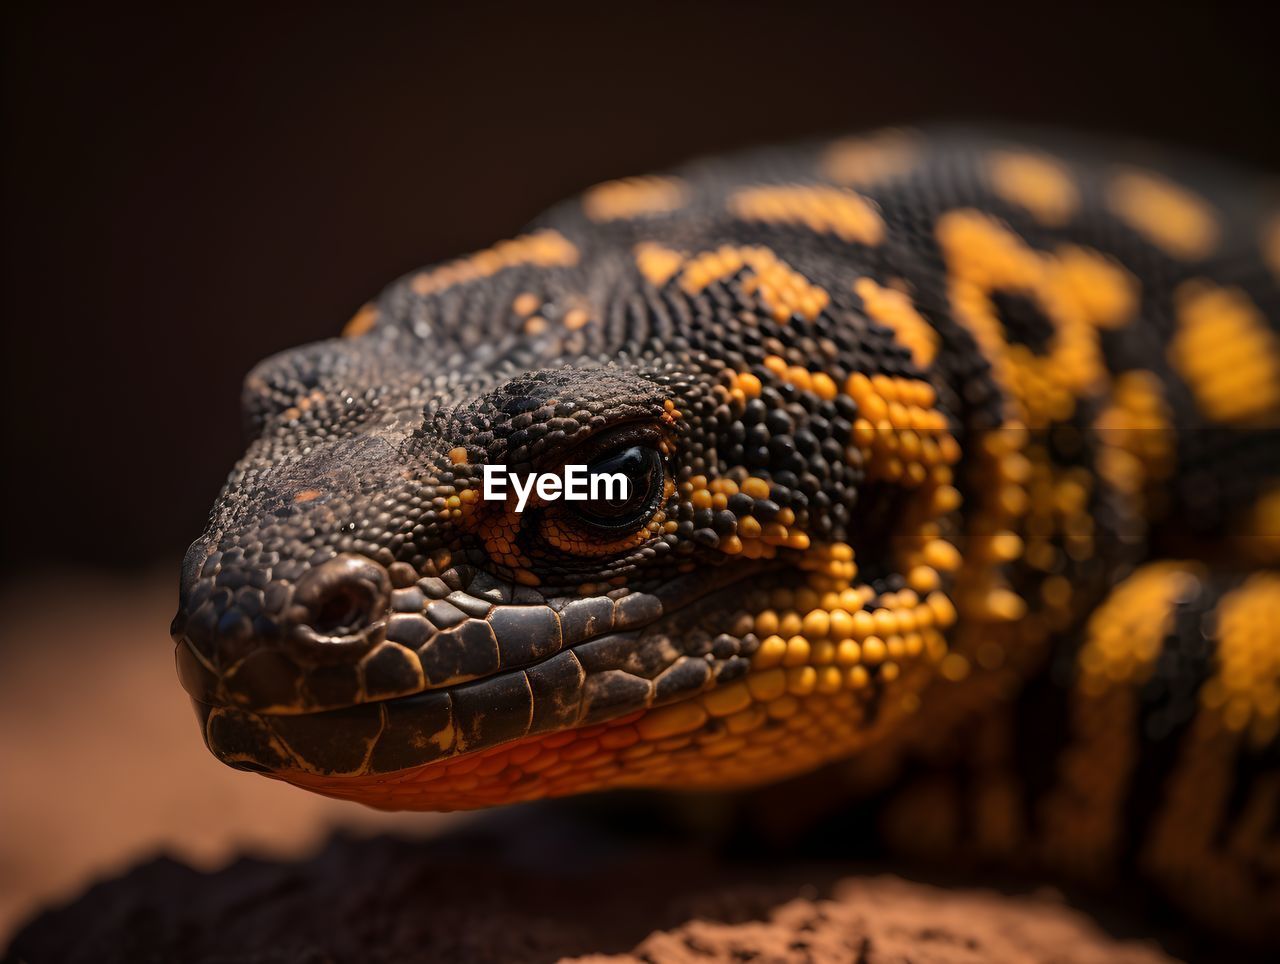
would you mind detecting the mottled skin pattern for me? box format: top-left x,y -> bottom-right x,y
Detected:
174,129 -> 1280,942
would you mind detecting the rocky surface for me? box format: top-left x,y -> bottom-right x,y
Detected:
8,818 -> 1177,963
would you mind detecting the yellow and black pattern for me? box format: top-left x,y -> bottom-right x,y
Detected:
176,128 -> 1280,944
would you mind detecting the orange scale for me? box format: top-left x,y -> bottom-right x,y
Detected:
599,726 -> 641,749
508,743 -> 541,765
520,751 -> 561,773
402,764 -> 447,784
474,754 -> 511,777
590,756 -> 624,774
559,739 -> 601,762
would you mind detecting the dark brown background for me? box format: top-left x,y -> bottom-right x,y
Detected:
3,2 -> 1277,577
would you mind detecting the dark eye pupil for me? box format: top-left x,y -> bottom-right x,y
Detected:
574,445 -> 663,530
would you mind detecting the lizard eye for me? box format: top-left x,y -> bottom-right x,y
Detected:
570,444 -> 665,532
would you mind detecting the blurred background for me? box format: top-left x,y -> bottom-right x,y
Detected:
1,0 -> 1276,945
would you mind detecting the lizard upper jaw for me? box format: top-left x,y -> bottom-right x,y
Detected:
186,563 -> 774,778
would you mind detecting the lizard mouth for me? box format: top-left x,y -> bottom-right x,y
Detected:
180,563 -> 775,787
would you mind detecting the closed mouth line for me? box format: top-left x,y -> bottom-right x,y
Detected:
184,559 -> 774,718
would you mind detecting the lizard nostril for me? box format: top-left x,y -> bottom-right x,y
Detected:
310,580 -> 377,636
288,554 -> 391,657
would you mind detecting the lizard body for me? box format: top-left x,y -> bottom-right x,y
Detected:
174,128 -> 1280,940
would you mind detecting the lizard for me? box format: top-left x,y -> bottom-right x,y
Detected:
172,128 -> 1280,943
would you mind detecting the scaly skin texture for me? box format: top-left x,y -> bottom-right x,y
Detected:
174,128 -> 1280,940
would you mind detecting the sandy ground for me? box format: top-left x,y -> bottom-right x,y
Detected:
1,571 -> 1179,962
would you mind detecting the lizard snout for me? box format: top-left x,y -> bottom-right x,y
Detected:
172,544 -> 394,712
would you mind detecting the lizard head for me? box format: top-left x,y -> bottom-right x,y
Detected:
174,230 -> 972,811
